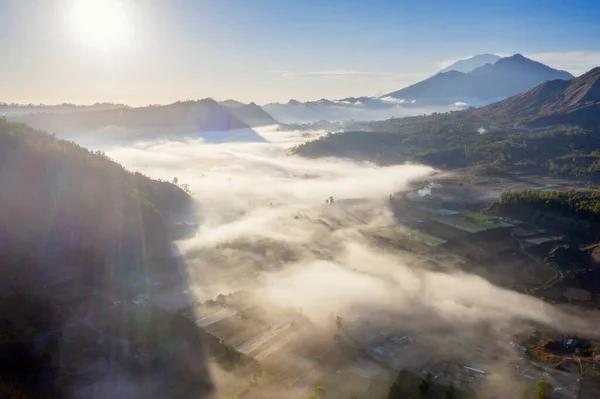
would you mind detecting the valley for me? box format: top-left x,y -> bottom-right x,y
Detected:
1,7 -> 600,397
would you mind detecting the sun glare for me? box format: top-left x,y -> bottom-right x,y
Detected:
69,0 -> 130,49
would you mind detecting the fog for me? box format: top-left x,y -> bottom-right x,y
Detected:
261,102 -> 471,124
101,125 -> 600,397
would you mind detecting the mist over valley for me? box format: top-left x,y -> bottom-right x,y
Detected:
2,2 -> 600,397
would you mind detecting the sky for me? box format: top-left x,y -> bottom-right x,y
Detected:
1,0 -> 600,105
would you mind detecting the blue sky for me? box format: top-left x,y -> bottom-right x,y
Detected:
1,0 -> 599,105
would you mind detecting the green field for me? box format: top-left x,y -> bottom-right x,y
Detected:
374,226 -> 447,246
434,212 -> 512,233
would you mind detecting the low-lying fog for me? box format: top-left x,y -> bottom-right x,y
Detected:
100,125 -> 599,396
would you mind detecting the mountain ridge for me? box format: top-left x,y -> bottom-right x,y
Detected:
437,53 -> 501,74
11,99 -> 252,137
384,54 -> 574,105
474,66 -> 600,128
219,101 -> 278,126
0,118 -> 193,266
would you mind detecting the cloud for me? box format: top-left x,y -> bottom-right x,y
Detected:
95,126 -> 600,396
274,69 -> 427,81
526,51 -> 600,76
379,96 -> 414,104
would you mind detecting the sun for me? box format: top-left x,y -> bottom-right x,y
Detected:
69,0 -> 130,50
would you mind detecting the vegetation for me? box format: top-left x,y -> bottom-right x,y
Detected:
0,117 -> 192,266
308,386 -> 327,399
0,118 -> 196,396
534,380 -> 552,399
10,98 -> 250,136
294,67 -> 600,171
292,113 -> 600,177
388,370 -> 474,399
499,190 -> 600,223
444,386 -> 456,399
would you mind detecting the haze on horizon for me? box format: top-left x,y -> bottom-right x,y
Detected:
1,0 -> 600,106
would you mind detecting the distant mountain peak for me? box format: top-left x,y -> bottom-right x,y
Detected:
438,54 -> 501,74
384,53 -> 574,104
197,97 -> 219,106
219,99 -> 246,107
441,70 -> 468,77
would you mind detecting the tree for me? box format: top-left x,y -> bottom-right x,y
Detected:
418,379 -> 429,395
335,316 -> 343,329
388,372 -> 405,399
444,386 -> 455,399
172,177 -> 179,185
425,372 -> 433,385
329,196 -> 334,204
309,386 -> 326,399
535,380 -> 552,399
180,183 -> 192,195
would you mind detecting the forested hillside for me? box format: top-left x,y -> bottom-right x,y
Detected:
0,118 -> 193,269
0,118 -> 198,397
10,99 -> 250,137
293,66 -> 600,175
499,190 -> 600,222
292,122 -> 600,176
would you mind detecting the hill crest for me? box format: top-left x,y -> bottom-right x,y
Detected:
384,54 -> 574,105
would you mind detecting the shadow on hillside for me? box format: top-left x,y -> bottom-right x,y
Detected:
0,234 -> 216,399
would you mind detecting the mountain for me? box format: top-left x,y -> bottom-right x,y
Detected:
262,100 -> 322,123
292,67 -> 600,172
219,99 -> 246,107
474,67 -> 600,128
11,99 -> 250,138
384,54 -> 574,105
0,102 -> 128,116
0,118 -> 193,268
261,96 -> 460,124
437,54 -> 501,74
219,101 -> 278,126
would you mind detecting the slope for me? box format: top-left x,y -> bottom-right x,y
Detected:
384,54 -> 574,104
12,99 -> 250,137
475,67 -> 600,128
438,53 -> 501,74
0,118 -> 193,267
220,101 -> 278,127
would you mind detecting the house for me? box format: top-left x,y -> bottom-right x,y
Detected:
565,338 -> 578,348
463,366 -> 486,379
509,341 -> 527,351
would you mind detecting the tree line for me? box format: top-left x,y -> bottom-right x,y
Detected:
499,190 -> 600,223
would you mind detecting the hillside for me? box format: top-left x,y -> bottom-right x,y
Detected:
475,67 -> 600,128
11,99 -> 250,137
292,68 -> 600,176
0,118 -> 193,270
0,102 -> 128,116
220,101 -> 278,126
384,54 -> 573,104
